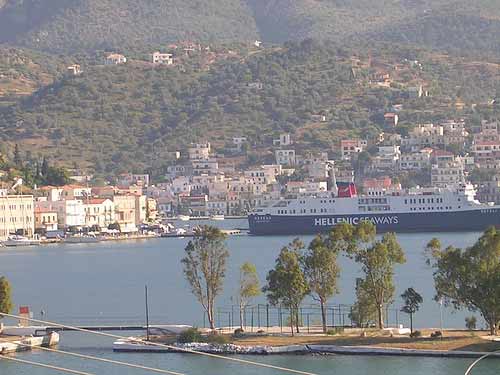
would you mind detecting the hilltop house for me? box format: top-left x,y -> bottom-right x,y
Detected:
105,54 -> 127,65
152,51 -> 173,65
67,64 -> 82,76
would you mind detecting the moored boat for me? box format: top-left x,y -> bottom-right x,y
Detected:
210,214 -> 225,221
113,337 -> 171,352
64,233 -> 101,243
3,235 -> 40,247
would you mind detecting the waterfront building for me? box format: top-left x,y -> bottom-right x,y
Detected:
146,198 -> 158,221
36,199 -> 85,228
0,193 -> 35,240
135,194 -> 147,226
83,198 -> 115,228
34,208 -> 58,232
112,194 -> 139,233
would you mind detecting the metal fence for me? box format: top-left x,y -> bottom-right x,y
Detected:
206,304 -> 406,332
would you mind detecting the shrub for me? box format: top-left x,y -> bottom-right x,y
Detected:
178,328 -> 202,343
410,330 -> 422,338
206,334 -> 230,345
326,327 -> 344,336
257,329 -> 265,334
233,328 -> 245,336
430,331 -> 442,339
465,316 -> 477,331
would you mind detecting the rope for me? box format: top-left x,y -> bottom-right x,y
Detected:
16,342 -> 184,375
0,312 -> 317,375
0,354 -> 95,375
464,346 -> 500,375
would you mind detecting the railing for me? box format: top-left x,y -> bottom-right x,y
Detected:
207,303 -> 405,332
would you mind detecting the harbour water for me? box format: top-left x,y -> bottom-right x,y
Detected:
0,219 -> 498,374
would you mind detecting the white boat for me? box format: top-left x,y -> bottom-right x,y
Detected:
177,215 -> 191,221
0,332 -> 59,353
64,234 -> 101,243
3,235 -> 40,247
210,214 -> 225,221
113,337 -> 171,352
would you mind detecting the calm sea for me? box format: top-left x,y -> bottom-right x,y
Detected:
0,219 -> 498,374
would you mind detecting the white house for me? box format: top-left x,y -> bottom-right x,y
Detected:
371,145 -> 401,170
67,64 -> 82,76
399,149 -> 432,170
188,143 -> 211,160
152,52 -> 173,65
37,200 -> 86,228
431,157 -> 465,188
105,53 -> 127,65
286,181 -> 328,195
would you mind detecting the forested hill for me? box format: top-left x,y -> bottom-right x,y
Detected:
0,0 -> 500,57
0,0 -> 260,52
0,41 -> 498,174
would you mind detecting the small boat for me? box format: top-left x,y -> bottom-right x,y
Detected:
3,235 -> 40,247
113,337 -> 172,353
161,228 -> 188,238
210,215 -> 225,221
177,215 -> 191,221
64,233 -> 101,243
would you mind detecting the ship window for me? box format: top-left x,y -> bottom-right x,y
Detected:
404,199 -> 407,204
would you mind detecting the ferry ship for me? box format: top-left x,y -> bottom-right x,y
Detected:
248,182 -> 500,235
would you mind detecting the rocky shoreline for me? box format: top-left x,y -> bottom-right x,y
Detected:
118,341 -> 500,359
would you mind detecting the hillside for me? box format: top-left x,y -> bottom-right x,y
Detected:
0,41 -> 498,174
0,47 -> 69,105
0,0 -> 259,52
0,1 -> 500,57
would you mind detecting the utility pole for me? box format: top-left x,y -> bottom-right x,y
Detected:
145,285 -> 150,341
